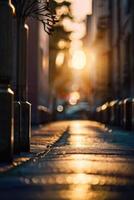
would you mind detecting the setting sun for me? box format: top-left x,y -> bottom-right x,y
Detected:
71,50 -> 86,70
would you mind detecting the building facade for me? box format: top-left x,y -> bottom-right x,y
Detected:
27,20 -> 50,124
89,0 -> 134,109
88,0 -> 111,107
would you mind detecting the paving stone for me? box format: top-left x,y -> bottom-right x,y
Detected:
0,120 -> 134,200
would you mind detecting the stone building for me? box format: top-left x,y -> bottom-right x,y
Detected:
119,0 -> 134,98
88,0 -> 111,107
111,0 -> 134,99
88,0 -> 134,109
27,20 -> 50,124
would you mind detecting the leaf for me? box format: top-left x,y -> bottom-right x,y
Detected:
12,0 -> 57,34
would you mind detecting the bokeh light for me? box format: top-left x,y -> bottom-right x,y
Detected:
57,105 -> 64,112
71,0 -> 92,21
69,91 -> 80,105
56,52 -> 65,67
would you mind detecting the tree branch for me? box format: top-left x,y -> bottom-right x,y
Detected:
12,0 -> 57,34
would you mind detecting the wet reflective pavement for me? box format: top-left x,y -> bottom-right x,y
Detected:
0,121 -> 134,200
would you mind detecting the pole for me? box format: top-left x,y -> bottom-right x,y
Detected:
0,0 -> 14,162
15,21 -> 31,152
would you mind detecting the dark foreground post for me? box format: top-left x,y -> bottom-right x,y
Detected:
0,0 -> 14,162
19,24 -> 31,152
12,0 -> 56,152
123,98 -> 133,131
16,22 -> 31,152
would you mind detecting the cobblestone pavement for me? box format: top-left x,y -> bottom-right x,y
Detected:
0,120 -> 134,200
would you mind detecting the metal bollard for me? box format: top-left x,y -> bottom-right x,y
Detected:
123,98 -> 132,131
109,101 -> 117,126
14,101 -> 21,154
101,102 -> 109,124
20,101 -> 31,152
118,100 -> 124,128
113,100 -> 119,126
96,107 -> 101,122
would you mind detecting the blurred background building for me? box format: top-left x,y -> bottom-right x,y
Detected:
21,0 -> 134,124
87,0 -> 134,107
49,0 -> 93,120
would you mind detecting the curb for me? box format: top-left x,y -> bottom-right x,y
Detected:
0,126 -> 69,175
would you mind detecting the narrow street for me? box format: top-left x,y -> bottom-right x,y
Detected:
0,121 -> 134,200
0,1 -> 134,199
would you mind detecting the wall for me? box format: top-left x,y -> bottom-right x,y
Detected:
27,19 -> 50,124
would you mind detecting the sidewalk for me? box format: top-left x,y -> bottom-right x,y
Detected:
0,120 -> 134,200
0,121 -> 69,174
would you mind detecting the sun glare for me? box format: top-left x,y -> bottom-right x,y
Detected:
71,50 -> 86,70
